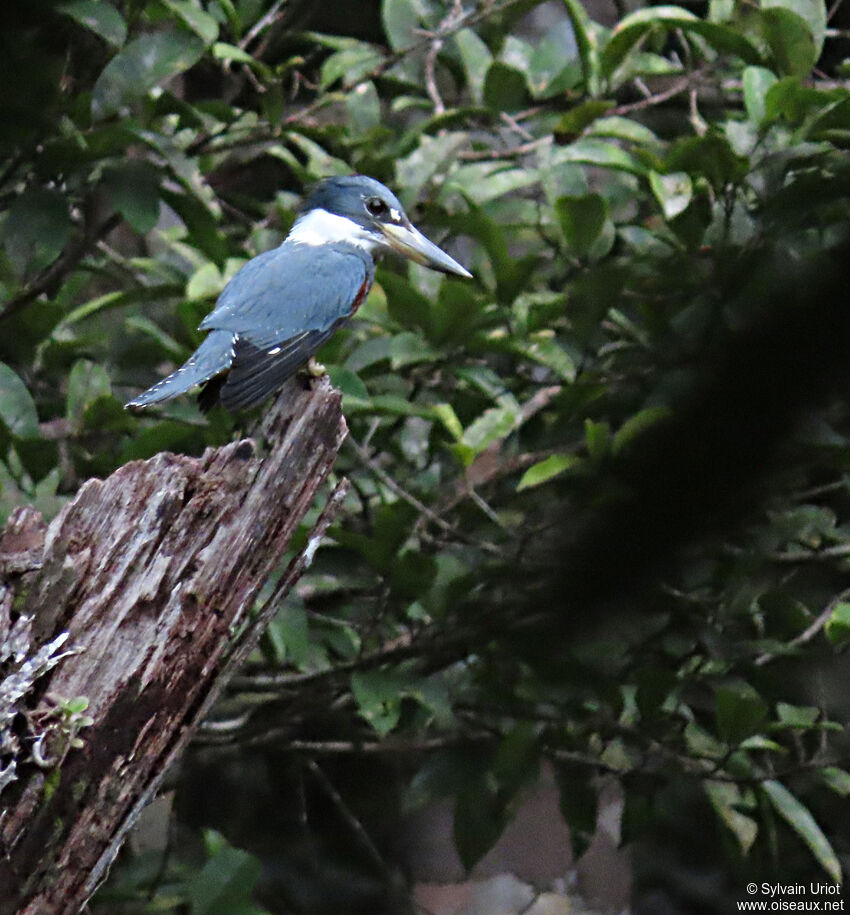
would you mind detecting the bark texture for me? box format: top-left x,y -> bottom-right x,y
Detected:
0,377 -> 347,915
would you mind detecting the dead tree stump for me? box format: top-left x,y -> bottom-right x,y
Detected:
0,378 -> 347,914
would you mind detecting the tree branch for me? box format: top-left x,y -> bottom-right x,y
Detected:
0,376 -> 347,913
0,212 -> 121,323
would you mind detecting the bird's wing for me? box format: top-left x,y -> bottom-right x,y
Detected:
218,328 -> 338,411
198,242 -> 373,410
200,242 -> 373,345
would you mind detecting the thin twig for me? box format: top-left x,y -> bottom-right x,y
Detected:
424,40 -> 446,115
755,587 -> 850,666
689,88 -> 708,136
419,0 -> 468,118
280,0 -> 526,126
608,73 -> 701,117
500,111 -> 534,142
468,488 -> 505,527
827,0 -> 845,22
458,137 -> 550,161
239,0 -> 288,50
186,0 -> 529,155
228,624 -> 470,692
346,435 -> 504,555
204,732 -> 492,752
306,759 -> 392,876
768,543 -> 850,563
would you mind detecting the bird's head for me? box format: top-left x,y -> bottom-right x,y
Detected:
290,175 -> 472,278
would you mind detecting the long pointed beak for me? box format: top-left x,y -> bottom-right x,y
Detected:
379,222 -> 472,278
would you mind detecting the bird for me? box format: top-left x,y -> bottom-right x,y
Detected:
126,175 -> 471,412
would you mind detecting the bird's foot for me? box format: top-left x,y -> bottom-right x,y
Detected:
306,356 -> 327,378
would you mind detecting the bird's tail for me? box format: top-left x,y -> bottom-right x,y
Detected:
125,330 -> 234,409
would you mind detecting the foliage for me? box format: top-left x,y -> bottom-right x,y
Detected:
2,0 -> 850,910
93,828 -> 271,914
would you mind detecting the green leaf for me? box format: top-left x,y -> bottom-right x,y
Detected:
584,418 -> 610,460
743,66 -> 779,124
824,601 -> 850,646
556,193 -> 607,256
553,100 -> 615,141
351,670 -> 406,736
612,406 -> 672,454
391,551 -> 437,601
159,187 -> 227,265
407,676 -> 454,728
187,835 -> 268,915
739,735 -> 785,751
763,0 -> 826,55
483,62 -> 530,111
528,28 -> 581,99
59,0 -> 127,46
345,80 -> 381,128
161,0 -> 220,44
103,162 -> 161,234
553,139 -> 646,175
560,0 -> 601,96
715,683 -> 767,743
3,189 -> 71,277
684,720 -> 724,758
381,272 -> 433,335
456,364 -> 507,401
461,401 -> 520,456
515,337 -> 576,381
517,454 -> 580,490
587,116 -> 661,146
65,696 -> 90,714
389,332 -> 441,369
820,767 -> 850,797
454,766 -> 506,869
432,403 -> 463,441
267,601 -> 328,671
187,262 -> 225,301
665,134 -> 747,191
320,45 -> 383,90
345,394 -> 435,421
705,781 -> 758,853
383,0 -> 424,52
66,360 -> 112,425
0,364 -> 39,439
396,132 -> 468,204
92,31 -> 206,119
59,284 -> 182,328
344,336 -> 392,371
776,702 -> 819,728
454,28 -> 493,102
635,668 -> 677,717
325,365 -> 368,401
758,7 -> 818,77
762,780 -> 842,883
649,171 -> 693,220
602,7 -> 762,79
211,41 -> 257,66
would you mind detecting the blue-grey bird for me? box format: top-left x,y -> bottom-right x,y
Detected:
126,175 -> 471,412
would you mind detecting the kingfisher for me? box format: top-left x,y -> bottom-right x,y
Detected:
126,175 -> 471,412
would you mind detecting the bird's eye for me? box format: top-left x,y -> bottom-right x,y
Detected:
365,196 -> 389,217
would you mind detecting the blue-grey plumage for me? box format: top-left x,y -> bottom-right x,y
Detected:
201,243 -> 373,349
126,175 -> 471,412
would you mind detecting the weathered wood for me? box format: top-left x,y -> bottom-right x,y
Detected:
0,377 -> 347,915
